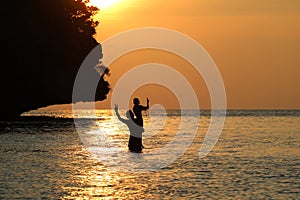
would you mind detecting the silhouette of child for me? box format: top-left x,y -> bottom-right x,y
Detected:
132,98 -> 149,149
114,104 -> 144,153
132,97 -> 149,127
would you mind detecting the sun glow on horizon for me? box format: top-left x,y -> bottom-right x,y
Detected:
88,0 -> 122,9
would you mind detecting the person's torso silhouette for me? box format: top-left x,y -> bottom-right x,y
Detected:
114,105 -> 144,152
132,98 -> 149,127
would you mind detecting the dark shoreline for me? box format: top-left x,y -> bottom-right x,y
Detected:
1,109 -> 299,122
17,116 -> 75,122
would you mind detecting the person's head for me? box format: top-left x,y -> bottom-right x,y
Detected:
133,98 -> 140,105
126,110 -> 134,120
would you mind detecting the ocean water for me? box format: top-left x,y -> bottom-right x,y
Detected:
0,109 -> 299,199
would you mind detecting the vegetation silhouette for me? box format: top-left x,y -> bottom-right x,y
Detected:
1,0 -> 110,120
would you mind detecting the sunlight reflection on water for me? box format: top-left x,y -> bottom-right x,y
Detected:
1,110 -> 300,199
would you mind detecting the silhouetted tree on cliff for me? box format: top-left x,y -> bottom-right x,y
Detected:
1,0 -> 110,120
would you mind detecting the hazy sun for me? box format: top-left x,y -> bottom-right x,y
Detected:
88,0 -> 122,9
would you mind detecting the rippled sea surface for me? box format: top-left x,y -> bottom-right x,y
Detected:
0,110 -> 299,199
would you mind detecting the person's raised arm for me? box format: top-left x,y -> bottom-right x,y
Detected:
141,98 -> 150,110
114,104 -> 126,123
146,98 -> 149,109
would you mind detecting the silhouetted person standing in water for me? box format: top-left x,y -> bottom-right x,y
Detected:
133,97 -> 150,127
114,104 -> 144,153
133,98 -> 149,149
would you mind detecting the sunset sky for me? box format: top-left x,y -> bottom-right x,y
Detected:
59,0 -> 300,109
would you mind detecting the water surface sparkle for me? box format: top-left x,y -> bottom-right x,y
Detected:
1,110 -> 299,199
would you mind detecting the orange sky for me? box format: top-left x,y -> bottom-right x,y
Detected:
86,0 -> 299,109
45,0 -> 300,110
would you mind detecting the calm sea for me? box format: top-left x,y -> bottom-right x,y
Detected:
0,109 -> 299,199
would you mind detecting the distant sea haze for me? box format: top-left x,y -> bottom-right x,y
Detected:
21,109 -> 300,119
